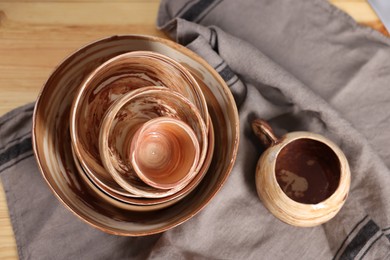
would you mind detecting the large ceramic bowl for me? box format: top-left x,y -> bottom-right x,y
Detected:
32,35 -> 239,236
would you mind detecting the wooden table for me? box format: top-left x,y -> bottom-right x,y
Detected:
0,0 -> 387,258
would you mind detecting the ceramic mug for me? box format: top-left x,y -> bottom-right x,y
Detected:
252,119 -> 351,227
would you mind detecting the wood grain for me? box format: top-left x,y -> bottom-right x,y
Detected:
0,1 -> 166,116
0,0 -> 386,259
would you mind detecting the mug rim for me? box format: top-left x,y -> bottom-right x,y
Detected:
271,131 -> 350,206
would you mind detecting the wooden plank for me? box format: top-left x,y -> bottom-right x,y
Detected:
0,0 -> 155,2
0,2 -> 166,116
0,2 -> 160,25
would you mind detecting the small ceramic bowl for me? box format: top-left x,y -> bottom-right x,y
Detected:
33,35 -> 239,236
98,86 -> 208,198
70,50 -> 209,198
130,117 -> 200,190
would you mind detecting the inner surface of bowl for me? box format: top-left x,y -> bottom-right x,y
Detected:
98,86 -> 208,198
33,35 -> 239,236
70,51 -> 209,195
131,117 -> 200,190
75,117 -> 215,207
275,138 -> 341,205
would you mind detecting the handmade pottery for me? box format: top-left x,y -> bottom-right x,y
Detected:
98,86 -> 208,198
252,119 -> 350,227
32,35 -> 239,236
70,50 -> 209,198
76,117 -> 214,206
130,117 -> 200,190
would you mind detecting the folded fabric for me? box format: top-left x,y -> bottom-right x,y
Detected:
1,0 -> 390,259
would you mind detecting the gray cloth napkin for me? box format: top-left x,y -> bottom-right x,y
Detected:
1,0 -> 390,258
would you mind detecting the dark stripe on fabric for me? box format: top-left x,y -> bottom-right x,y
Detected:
0,105 -> 34,127
218,65 -> 235,83
382,227 -> 390,232
333,215 -> 369,259
180,0 -> 217,22
214,61 -> 224,70
0,132 -> 31,153
383,227 -> 390,242
196,0 -> 223,22
0,137 -> 32,166
0,153 -> 33,174
228,77 -> 240,87
358,234 -> 383,260
339,220 -> 380,260
174,1 -> 194,17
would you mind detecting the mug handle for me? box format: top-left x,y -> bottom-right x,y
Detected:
251,119 -> 279,147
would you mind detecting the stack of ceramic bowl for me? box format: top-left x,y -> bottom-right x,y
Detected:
32,35 -> 239,236
70,51 -> 214,211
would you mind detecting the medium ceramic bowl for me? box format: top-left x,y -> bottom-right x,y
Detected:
70,51 -> 209,198
33,35 -> 239,236
98,86 -> 208,198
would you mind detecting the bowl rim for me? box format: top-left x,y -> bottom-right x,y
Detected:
32,34 -> 240,236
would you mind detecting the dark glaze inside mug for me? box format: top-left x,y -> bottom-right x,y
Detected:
275,139 -> 341,204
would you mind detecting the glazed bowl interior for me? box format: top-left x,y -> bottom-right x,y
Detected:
98,86 -> 208,198
33,35 -> 239,236
130,117 -> 200,190
70,51 -> 209,194
74,117 -> 215,207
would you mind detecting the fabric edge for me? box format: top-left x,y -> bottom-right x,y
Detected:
0,103 -> 35,127
0,103 -> 36,259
